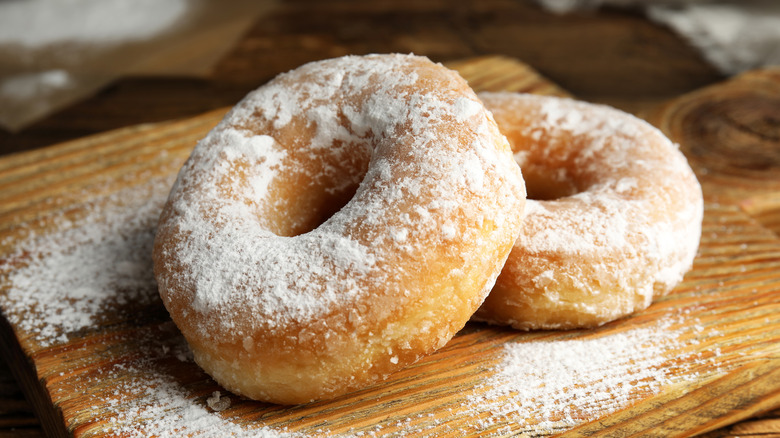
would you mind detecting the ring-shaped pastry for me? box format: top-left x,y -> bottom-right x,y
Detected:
474,92 -> 702,330
153,55 -> 526,403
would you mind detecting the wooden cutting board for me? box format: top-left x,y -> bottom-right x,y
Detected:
0,56 -> 778,437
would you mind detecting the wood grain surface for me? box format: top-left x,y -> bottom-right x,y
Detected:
0,56 -> 778,437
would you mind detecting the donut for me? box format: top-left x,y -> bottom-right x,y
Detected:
473,92 -> 703,330
152,54 -> 526,404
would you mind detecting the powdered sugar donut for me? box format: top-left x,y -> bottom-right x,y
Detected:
153,55 -> 526,404
474,92 -> 702,330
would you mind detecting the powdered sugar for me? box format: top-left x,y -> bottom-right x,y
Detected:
0,177 -> 173,346
154,55 -> 526,403
180,228 -> 378,320
100,316 -> 711,437
0,170 -> 719,435
0,181 -> 307,435
462,318 -> 710,435
454,96 -> 483,121
520,197 -> 632,254
95,328 -> 300,438
476,92 -> 703,329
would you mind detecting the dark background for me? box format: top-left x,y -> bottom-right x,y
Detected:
0,0 -> 723,157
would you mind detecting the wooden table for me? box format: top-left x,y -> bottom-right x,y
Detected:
1,1 -> 778,437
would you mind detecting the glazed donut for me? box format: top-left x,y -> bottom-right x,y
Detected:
473,92 -> 702,330
153,55 -> 526,404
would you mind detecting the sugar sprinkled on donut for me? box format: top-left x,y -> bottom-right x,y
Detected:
153,55 -> 526,404
474,92 -> 703,329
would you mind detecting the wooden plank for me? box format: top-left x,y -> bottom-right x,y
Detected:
644,67 -> 780,206
0,56 -> 778,437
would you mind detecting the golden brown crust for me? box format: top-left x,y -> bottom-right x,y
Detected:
153,55 -> 526,404
474,93 -> 703,330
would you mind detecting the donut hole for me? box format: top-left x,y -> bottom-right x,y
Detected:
295,182 -> 361,235
264,139 -> 371,237
511,137 -> 584,201
265,173 -> 365,237
521,166 -> 581,201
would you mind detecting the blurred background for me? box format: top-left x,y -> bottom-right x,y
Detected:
1,0 -> 778,156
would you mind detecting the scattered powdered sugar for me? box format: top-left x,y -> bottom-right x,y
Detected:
0,169 -> 716,436
98,336 -> 301,438
0,177 -> 173,346
462,318 -> 710,435
0,176 -> 308,437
